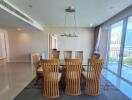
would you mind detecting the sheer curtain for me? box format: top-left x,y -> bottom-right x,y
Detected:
94,26 -> 101,54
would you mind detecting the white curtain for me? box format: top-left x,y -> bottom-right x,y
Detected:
94,27 -> 101,53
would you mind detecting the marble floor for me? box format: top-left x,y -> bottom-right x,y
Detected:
0,63 -> 35,100
0,63 -> 131,100
107,62 -> 132,83
102,69 -> 132,99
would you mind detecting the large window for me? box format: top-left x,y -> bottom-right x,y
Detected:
107,16 -> 132,83
108,21 -> 123,74
122,16 -> 132,83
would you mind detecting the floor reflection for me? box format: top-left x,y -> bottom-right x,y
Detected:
0,63 -> 35,100
102,69 -> 132,99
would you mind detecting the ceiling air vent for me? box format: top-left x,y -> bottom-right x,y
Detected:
0,0 -> 43,31
0,0 -> 33,23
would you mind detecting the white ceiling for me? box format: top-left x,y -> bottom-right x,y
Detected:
2,0 -> 132,28
0,8 -> 41,32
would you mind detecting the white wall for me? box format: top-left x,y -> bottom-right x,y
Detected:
1,27 -> 94,62
0,29 -> 8,59
45,27 -> 94,59
7,29 -> 48,62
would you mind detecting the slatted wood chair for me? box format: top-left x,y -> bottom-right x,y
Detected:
92,52 -> 100,59
82,59 -> 104,96
0,59 -> 6,64
50,50 -> 60,59
64,51 -> 72,59
31,52 -> 43,82
75,51 -> 83,59
41,59 -> 62,98
49,49 -> 53,59
32,52 -> 39,64
65,59 -> 82,96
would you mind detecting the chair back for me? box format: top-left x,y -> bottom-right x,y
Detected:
75,51 -> 83,59
31,52 -> 40,65
65,59 -> 82,96
50,50 -> 60,59
85,59 -> 104,96
0,59 -> 6,64
64,51 -> 72,59
41,59 -> 59,77
92,53 -> 100,59
41,59 -> 60,98
87,59 -> 104,80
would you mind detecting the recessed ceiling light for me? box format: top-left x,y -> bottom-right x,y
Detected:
17,28 -> 22,31
90,24 -> 93,27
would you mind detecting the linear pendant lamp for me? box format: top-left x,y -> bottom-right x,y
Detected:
60,6 -> 79,37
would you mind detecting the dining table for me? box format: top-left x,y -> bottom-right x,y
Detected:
59,59 -> 88,70
38,59 -> 89,72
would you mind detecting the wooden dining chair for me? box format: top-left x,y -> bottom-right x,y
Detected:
65,59 -> 82,96
49,49 -> 53,59
82,59 -> 104,96
92,52 -> 100,59
75,51 -> 83,59
64,51 -> 72,59
32,52 -> 40,65
50,50 -> 60,59
0,59 -> 6,64
41,59 -> 62,98
31,52 -> 43,82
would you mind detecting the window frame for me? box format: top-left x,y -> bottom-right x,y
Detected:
106,15 -> 132,85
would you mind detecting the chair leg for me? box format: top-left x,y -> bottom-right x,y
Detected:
34,74 -> 42,86
86,80 -> 99,96
44,81 -> 60,98
34,76 -> 38,86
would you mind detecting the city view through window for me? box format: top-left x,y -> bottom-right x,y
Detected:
108,16 -> 132,83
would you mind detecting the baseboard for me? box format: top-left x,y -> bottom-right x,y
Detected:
9,60 -> 31,63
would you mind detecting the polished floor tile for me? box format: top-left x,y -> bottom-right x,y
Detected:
107,62 -> 132,83
102,69 -> 132,99
0,63 -> 131,100
0,63 -> 35,100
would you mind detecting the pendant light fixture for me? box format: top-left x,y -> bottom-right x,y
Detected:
60,6 -> 79,37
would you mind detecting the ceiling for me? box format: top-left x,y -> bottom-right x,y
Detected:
0,8 -> 42,32
1,0 -> 132,28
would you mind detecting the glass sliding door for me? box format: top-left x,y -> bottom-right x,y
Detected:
122,16 -> 132,83
107,21 -> 123,73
